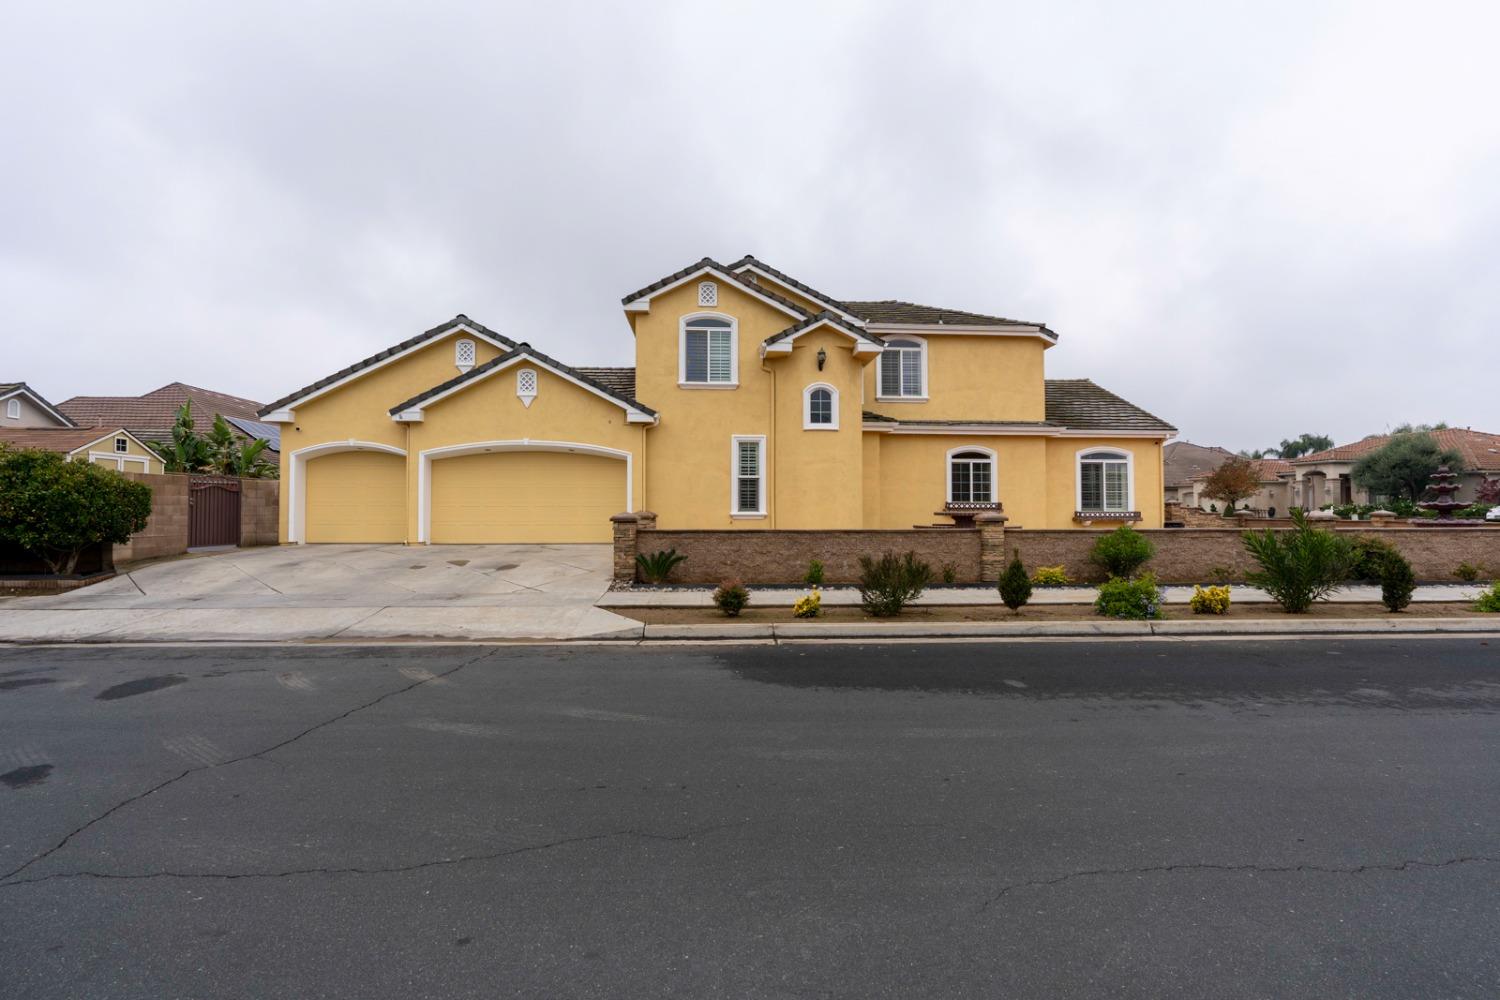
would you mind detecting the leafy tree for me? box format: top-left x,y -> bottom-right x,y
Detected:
1201,455 -> 1261,515
150,402 -> 277,478
1391,422 -> 1450,433
1352,432 -> 1464,502
151,402 -> 214,473
1275,433 -> 1334,460
1241,510 -> 1354,613
0,446 -> 153,575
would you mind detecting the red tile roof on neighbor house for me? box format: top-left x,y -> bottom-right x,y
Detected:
0,426 -> 135,455
1291,428 -> 1500,471
58,382 -> 269,450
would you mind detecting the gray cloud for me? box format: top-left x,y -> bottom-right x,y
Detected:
3,1 -> 1497,450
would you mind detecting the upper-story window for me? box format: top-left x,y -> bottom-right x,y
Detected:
115,437 -> 129,453
455,338 -> 476,373
803,383 -> 838,429
948,448 -> 995,503
1078,449 -> 1132,512
878,337 -> 926,399
681,315 -> 737,387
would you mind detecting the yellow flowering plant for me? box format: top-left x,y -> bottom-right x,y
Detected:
1189,584 -> 1231,615
792,587 -> 822,618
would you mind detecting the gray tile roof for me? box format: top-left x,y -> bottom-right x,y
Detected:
0,382 -> 77,427
389,345 -> 657,418
728,255 -> 850,313
258,316 -> 517,417
573,367 -> 636,399
844,300 -> 1053,333
1044,379 -> 1176,433
620,258 -> 811,319
763,311 -> 884,348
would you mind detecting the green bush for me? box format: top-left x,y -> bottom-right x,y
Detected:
712,579 -> 750,617
940,563 -> 958,585
804,559 -> 825,586
636,548 -> 687,584
1348,536 -> 1401,582
1455,562 -> 1481,583
1474,582 -> 1500,613
0,447 -> 152,575
1189,585 -> 1231,615
1094,573 -> 1165,620
1241,510 -> 1354,613
857,551 -> 933,617
998,550 -> 1032,612
1378,552 -> 1415,613
1089,525 -> 1154,578
1031,565 -> 1071,586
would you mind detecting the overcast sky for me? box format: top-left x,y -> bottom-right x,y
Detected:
4,2 -> 1497,451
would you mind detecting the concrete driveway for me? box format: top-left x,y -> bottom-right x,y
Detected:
0,544 -> 638,642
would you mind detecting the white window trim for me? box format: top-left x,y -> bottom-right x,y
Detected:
802,383 -> 839,430
85,451 -> 153,472
730,434 -> 767,518
945,445 -> 997,504
5,398 -> 19,419
1075,447 -> 1136,513
875,335 -> 928,401
114,437 -> 129,453
679,312 -> 739,388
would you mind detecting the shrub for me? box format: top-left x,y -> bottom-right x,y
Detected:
1475,582 -> 1500,613
857,551 -> 933,617
1241,510 -> 1355,613
1189,585 -> 1231,615
1455,562 -> 1481,583
804,559 -> 825,586
636,548 -> 687,584
1089,525 -> 1155,578
0,447 -> 152,575
940,563 -> 957,585
998,550 -> 1032,612
1095,573 -> 1165,620
1348,536 -> 1401,582
712,579 -> 750,617
1378,552 -> 1415,613
1209,503 -> 1218,513
792,588 -> 822,618
1208,565 -> 1236,584
1031,565 -> 1071,586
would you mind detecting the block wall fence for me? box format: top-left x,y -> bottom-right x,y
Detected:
113,473 -> 280,565
611,512 -> 1500,586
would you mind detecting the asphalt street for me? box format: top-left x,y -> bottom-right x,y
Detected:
2,638 -> 1498,999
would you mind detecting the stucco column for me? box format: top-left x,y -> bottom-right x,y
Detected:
610,512 -> 639,585
975,510 -> 1008,584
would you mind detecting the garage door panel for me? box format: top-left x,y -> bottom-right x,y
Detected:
430,451 -> 622,543
305,451 -> 406,543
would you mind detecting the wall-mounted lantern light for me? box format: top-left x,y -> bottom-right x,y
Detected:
816,347 -> 827,371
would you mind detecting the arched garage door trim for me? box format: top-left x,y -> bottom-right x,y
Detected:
417,440 -> 632,543
288,440 -> 408,544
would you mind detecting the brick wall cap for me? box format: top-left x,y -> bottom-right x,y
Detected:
610,512 -> 640,523
974,511 -> 1009,524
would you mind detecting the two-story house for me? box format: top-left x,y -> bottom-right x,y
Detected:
258,257 -> 1175,544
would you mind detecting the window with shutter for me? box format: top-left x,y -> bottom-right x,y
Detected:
681,317 -> 736,385
731,436 -> 765,515
1078,451 -> 1131,512
878,339 -> 925,398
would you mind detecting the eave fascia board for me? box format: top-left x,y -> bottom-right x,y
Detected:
864,423 -> 1175,438
0,385 -> 77,427
730,263 -> 862,324
622,265 -> 805,321
261,408 -> 296,423
390,351 -> 658,425
867,322 -> 1058,343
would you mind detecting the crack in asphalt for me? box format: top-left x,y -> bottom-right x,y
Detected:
0,820 -> 752,888
0,646 -> 502,884
974,855 -> 1500,913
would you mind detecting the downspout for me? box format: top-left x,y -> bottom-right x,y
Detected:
761,347 -> 775,528
403,421 -> 412,545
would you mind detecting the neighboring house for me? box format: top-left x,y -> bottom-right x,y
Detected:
1185,458 -> 1296,515
258,255 -> 1176,544
1290,428 -> 1500,507
58,382 -> 278,460
1163,441 -> 1234,505
0,426 -> 164,474
1,382 -> 76,428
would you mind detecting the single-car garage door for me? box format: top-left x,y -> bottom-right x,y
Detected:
304,450 -> 407,543
429,450 -> 624,543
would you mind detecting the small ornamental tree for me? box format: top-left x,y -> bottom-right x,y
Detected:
998,550 -> 1032,612
1352,432 -> 1464,502
0,447 -> 153,575
1201,456 -> 1261,516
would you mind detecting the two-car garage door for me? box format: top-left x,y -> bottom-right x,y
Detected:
302,448 -> 623,544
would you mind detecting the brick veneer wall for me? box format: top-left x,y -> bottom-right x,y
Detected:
633,528 -> 984,585
240,479 -> 280,547
114,472 -> 189,564
1009,527 -> 1500,584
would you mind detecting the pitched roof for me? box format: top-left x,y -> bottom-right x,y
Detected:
1,381 -> 77,426
59,382 -> 267,446
573,367 -> 636,399
258,316 -> 517,417
620,258 -> 810,319
1291,428 -> 1500,470
1163,441 -> 1236,487
389,344 -> 657,419
843,299 -> 1051,332
1043,380 -> 1177,434
0,426 -> 145,455
728,255 -> 851,315
1188,456 -> 1295,483
763,311 -> 885,349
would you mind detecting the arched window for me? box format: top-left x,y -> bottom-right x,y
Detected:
455,338 -> 476,373
877,337 -> 926,399
948,448 -> 995,504
680,314 -> 737,386
1077,449 -> 1133,512
803,383 -> 838,429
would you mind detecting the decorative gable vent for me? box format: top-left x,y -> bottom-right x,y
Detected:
697,281 -> 718,307
455,338 -> 476,373
516,368 -> 538,407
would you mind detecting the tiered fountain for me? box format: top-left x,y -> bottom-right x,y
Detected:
1412,465 -> 1485,526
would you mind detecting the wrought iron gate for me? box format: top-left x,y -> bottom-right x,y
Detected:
188,476 -> 242,548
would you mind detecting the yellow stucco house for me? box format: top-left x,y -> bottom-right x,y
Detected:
258,257 -> 1175,544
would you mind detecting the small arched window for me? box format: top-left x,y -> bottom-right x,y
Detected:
5,398 -> 19,419
948,449 -> 995,504
803,383 -> 838,429
455,338 -> 476,373
1078,450 -> 1132,512
878,338 -> 926,398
